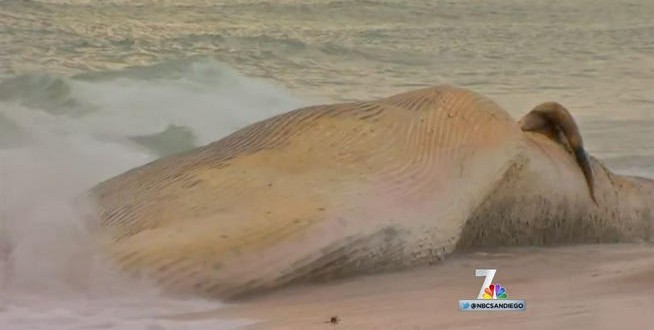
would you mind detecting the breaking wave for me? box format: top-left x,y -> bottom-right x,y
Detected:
0,57 -> 308,330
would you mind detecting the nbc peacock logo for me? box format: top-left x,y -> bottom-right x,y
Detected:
458,269 -> 526,311
482,283 -> 507,299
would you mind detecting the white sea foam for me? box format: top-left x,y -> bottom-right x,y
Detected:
0,58 -> 305,329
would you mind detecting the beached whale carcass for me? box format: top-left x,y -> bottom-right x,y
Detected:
90,85 -> 654,299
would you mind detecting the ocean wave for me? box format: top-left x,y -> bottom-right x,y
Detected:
0,59 -> 306,329
0,74 -> 95,116
0,57 -> 308,154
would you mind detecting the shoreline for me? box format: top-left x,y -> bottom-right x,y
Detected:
169,243 -> 654,330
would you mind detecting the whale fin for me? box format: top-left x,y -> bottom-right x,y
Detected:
518,102 -> 597,204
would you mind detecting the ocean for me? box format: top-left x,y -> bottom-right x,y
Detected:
0,0 -> 652,329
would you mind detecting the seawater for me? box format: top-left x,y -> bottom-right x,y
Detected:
0,0 -> 653,329
0,59 -> 303,330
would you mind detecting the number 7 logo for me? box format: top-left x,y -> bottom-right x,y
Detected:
475,269 -> 496,299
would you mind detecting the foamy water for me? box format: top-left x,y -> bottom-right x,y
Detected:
0,59 -> 305,329
0,0 -> 653,329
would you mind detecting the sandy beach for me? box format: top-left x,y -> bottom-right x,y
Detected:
1,1 -> 653,329
174,244 -> 654,330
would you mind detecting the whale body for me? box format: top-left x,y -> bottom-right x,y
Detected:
90,86 -> 654,299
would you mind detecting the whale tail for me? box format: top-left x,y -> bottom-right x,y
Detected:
518,102 -> 597,205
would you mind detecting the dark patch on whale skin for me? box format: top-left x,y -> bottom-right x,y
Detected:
457,152 -> 654,250
181,226 -> 416,301
184,225 -> 454,301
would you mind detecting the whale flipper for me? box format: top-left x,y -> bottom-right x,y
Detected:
518,102 -> 596,204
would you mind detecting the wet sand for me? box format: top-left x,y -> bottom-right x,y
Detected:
174,243 -> 653,330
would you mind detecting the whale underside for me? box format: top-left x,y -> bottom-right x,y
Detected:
90,85 -> 653,299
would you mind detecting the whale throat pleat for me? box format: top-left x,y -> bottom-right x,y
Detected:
91,85 -> 524,298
